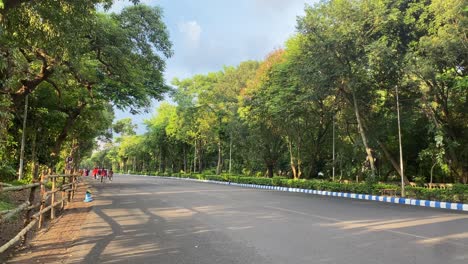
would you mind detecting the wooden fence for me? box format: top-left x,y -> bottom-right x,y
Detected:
0,173 -> 81,254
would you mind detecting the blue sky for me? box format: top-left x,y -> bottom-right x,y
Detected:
111,0 -> 317,134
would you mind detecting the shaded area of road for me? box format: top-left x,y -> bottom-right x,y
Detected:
68,175 -> 467,264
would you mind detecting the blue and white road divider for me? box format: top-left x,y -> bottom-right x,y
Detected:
130,174 -> 468,212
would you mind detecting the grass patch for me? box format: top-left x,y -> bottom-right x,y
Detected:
0,198 -> 14,211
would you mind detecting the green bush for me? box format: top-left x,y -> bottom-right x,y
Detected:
372,183 -> 398,195
156,173 -> 467,203
272,176 -> 286,186
201,169 -> 216,176
0,165 -> 17,182
205,175 -> 226,182
405,185 -> 467,203
452,184 -> 468,202
234,176 -> 272,185
413,176 -> 425,187
0,200 -> 14,211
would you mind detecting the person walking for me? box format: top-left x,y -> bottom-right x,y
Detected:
101,168 -> 107,183
92,167 -> 98,179
108,169 -> 114,181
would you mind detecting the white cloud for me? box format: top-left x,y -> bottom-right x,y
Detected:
178,20 -> 202,48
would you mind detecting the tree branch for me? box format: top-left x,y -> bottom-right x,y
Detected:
16,48 -> 55,96
45,79 -> 61,99
96,48 -> 113,76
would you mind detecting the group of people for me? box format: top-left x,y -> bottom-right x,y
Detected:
81,167 -> 114,182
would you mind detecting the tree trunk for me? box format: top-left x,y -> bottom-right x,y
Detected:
216,141 -> 222,175
193,141 -> 197,173
297,141 -> 302,179
158,147 -> 162,172
352,91 -> 376,178
287,138 -> 297,179
430,162 -> 436,185
266,164 -> 274,178
183,145 -> 187,173
376,140 -> 410,184
51,102 -> 86,158
31,128 -> 39,180
229,135 -> 232,175
198,142 -> 203,172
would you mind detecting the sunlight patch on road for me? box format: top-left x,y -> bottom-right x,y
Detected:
101,240 -> 180,262
148,207 -> 197,220
264,205 -> 468,248
101,208 -> 150,226
227,226 -> 254,231
192,205 -> 227,213
323,218 -> 420,230
366,215 -> 468,231
416,232 -> 468,245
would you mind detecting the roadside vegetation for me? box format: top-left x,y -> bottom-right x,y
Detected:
118,173 -> 465,203
1,1 -> 466,193
0,1 -> 173,183
0,199 -> 14,212
87,0 -> 467,189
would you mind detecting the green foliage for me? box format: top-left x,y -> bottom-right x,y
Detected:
159,173 -> 466,203
406,185 -> 468,203
413,176 -> 426,187
204,175 -> 225,182
113,118 -> 137,136
0,200 -> 14,211
6,0 -> 462,190
272,176 -> 286,186
201,169 -> 216,176
0,164 -> 16,182
1,1 -> 172,180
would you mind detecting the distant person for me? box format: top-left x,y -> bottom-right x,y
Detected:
108,169 -> 114,181
100,168 -> 107,182
92,167 -> 98,179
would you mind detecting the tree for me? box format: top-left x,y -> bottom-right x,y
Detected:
113,118 -> 137,136
0,2 -> 173,180
405,0 -> 467,183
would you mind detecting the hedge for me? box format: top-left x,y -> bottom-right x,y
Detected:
156,173 -> 467,203
405,185 -> 467,203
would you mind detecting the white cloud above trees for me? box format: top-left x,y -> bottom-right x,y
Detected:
178,20 -> 202,48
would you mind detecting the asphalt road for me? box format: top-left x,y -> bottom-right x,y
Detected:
68,175 -> 468,264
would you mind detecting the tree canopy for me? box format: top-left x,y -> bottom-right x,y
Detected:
92,0 -> 466,186
0,1 -> 172,180
2,0 -> 466,186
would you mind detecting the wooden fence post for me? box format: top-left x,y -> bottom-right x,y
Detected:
67,175 -> 72,203
71,175 -> 75,200
22,174 -> 40,244
73,175 -> 78,198
38,172 -> 46,230
61,181 -> 66,210
51,176 -> 56,219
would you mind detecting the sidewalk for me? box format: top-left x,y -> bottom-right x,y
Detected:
7,181 -> 93,264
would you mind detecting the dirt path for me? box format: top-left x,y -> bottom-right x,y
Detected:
6,181 -> 93,264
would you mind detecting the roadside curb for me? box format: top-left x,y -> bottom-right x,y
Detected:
125,174 -> 468,212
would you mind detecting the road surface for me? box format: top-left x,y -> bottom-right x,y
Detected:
68,175 -> 468,264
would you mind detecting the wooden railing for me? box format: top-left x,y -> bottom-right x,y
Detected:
0,173 -> 81,254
